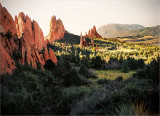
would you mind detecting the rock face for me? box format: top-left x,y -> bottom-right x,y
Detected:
80,32 -> 94,47
49,48 -> 57,65
0,3 -> 17,75
0,3 -> 17,35
85,25 -> 102,38
47,16 -> 65,42
14,12 -> 57,68
0,41 -> 16,75
80,33 -> 88,47
15,12 -> 45,50
0,4 -> 57,75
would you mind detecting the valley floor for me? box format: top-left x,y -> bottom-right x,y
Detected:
1,34 -> 159,115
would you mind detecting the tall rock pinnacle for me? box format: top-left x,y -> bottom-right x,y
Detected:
47,16 -> 65,42
0,3 -> 58,74
85,25 -> 102,38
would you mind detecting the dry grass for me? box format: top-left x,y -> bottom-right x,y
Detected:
119,36 -> 160,45
132,102 -> 148,115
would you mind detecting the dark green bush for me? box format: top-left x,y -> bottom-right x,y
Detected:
127,57 -> 145,70
13,52 -> 22,59
91,56 -> 105,69
70,87 -> 107,115
81,56 -> 90,68
0,32 -> 5,37
79,64 -> 89,77
52,61 -> 68,79
115,76 -> 123,82
132,69 -> 147,79
64,60 -> 71,71
56,86 -> 93,114
127,57 -> 138,70
64,69 -> 83,87
97,78 -> 108,85
121,60 -> 129,73
1,65 -> 61,115
133,58 -> 159,84
5,30 -> 12,38
44,59 -> 56,70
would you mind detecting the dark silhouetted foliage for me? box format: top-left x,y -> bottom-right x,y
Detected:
5,30 -> 13,38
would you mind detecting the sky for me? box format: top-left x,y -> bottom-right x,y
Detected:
1,0 -> 160,36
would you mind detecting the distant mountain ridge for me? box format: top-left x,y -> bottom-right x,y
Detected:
130,25 -> 160,37
97,24 -> 159,38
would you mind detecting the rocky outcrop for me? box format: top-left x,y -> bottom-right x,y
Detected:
49,48 -> 57,65
15,12 -> 45,50
84,25 -> 102,38
0,25 -> 5,33
0,3 -> 17,74
0,41 -> 16,75
0,3 -> 17,35
46,16 -> 65,42
0,4 -> 57,75
15,12 -> 57,69
33,20 -> 45,50
80,32 -> 94,47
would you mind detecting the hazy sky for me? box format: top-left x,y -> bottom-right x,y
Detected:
1,0 -> 160,36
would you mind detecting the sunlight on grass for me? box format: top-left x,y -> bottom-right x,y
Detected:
93,69 -> 136,80
108,47 -> 137,53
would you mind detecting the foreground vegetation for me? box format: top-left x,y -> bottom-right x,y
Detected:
1,34 -> 159,115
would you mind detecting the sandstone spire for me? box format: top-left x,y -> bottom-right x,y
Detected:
86,25 -> 102,38
47,16 -> 65,42
0,4 -> 58,74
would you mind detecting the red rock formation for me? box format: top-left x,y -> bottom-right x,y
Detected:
15,12 -> 45,50
85,25 -> 102,38
91,38 -> 94,46
62,43 -> 65,47
47,16 -> 65,42
33,20 -> 45,50
80,32 -> 94,47
0,3 -> 17,35
80,33 -> 83,47
0,3 -> 58,75
0,25 -> 5,33
49,48 -> 57,65
15,13 -> 57,68
96,43 -> 98,51
0,42 -> 16,75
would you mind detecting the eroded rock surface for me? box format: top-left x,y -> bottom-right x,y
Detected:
47,16 -> 65,42
85,25 -> 102,38
0,4 -> 58,75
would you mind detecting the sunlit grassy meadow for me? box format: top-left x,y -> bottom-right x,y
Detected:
93,69 -> 136,80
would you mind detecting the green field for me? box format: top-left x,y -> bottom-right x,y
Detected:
88,69 -> 136,87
